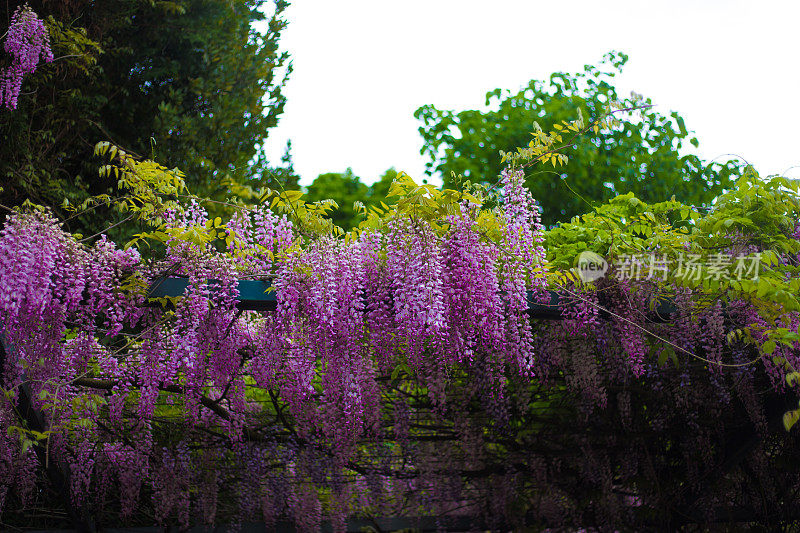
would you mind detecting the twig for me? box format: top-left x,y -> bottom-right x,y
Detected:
78,214 -> 134,243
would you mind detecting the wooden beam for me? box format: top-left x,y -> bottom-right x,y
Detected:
147,277 -> 677,320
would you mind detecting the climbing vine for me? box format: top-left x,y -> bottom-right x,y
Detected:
0,116 -> 798,529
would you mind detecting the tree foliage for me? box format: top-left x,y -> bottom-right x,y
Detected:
0,0 -> 292,234
303,168 -> 369,230
415,51 -> 742,225
304,167 -> 401,230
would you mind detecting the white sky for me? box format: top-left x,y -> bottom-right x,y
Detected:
262,0 -> 800,187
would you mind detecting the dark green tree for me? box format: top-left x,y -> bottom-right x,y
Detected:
0,0 -> 292,231
366,167 -> 398,206
304,168 -> 369,230
252,139 -> 301,192
303,167 -> 401,230
415,51 -> 741,225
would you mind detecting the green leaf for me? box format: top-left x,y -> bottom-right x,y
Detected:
783,408 -> 800,431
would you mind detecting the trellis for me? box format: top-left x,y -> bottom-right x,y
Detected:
2,278 -> 796,531
0,277 -> 681,531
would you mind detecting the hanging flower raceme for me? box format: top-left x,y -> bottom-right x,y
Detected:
499,167 -> 548,376
441,207 -> 504,367
385,217 -> 447,369
1,4 -> 53,110
500,167 -> 547,291
0,210 -> 87,390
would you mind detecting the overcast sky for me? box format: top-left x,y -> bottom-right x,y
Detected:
262,0 -> 800,187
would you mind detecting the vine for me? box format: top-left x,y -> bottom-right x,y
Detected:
0,117 -> 798,529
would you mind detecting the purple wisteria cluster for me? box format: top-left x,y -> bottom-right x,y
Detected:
0,187 -> 798,529
0,193 -> 549,528
1,4 -> 53,110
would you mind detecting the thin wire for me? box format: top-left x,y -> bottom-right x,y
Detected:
554,282 -> 765,368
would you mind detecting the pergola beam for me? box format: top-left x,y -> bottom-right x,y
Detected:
147,277 -> 677,321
